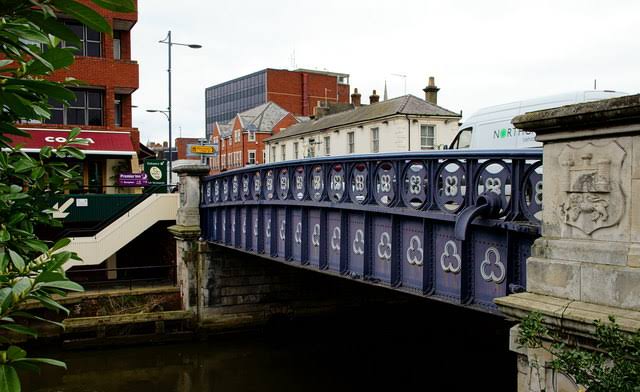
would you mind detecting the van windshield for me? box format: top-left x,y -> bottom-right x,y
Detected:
456,127 -> 472,149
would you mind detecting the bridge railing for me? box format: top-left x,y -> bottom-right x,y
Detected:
200,149 -> 543,312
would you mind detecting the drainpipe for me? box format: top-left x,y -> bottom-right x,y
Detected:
406,115 -> 411,151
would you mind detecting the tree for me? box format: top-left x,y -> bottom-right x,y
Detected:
518,312 -> 640,391
0,1 -> 135,390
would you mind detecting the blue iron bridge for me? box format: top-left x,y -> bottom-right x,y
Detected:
200,150 -> 543,313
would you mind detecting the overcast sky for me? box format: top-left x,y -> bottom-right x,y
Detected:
132,0 -> 640,144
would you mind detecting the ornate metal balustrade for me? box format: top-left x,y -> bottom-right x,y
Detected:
200,150 -> 543,312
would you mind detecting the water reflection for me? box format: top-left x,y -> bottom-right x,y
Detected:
23,301 -> 516,391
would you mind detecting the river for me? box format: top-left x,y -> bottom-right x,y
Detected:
22,300 -> 516,391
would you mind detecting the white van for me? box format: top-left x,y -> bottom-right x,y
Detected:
449,90 -> 628,149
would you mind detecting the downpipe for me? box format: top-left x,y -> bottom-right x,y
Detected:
454,192 -> 502,241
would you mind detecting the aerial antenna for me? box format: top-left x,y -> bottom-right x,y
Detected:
594,79 -> 597,90
391,73 -> 407,95
290,49 -> 297,70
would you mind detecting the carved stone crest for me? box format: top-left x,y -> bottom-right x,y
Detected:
558,141 -> 625,235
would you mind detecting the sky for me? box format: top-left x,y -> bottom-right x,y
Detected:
132,0 -> 640,144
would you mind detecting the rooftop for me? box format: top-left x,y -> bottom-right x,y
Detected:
266,95 -> 460,142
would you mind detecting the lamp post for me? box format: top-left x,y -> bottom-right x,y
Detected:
150,30 -> 201,184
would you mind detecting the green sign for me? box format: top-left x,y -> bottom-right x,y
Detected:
144,159 -> 167,186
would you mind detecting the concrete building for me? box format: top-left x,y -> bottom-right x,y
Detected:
210,102 -> 299,174
204,68 -> 350,138
13,0 -> 141,194
265,78 -> 461,162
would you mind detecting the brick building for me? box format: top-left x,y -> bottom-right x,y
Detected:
14,0 -> 141,193
210,102 -> 298,174
204,68 -> 349,139
175,137 -> 201,160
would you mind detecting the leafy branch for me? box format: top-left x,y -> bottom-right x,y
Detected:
0,0 -> 136,391
518,312 -> 640,391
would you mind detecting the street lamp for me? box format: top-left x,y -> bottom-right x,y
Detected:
154,30 -> 201,183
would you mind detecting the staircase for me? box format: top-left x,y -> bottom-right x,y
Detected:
63,193 -> 178,269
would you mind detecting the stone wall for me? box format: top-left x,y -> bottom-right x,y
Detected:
197,245 -> 403,332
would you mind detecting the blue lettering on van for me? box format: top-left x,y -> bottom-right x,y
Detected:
493,128 -> 532,139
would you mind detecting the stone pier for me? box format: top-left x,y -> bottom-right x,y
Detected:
496,94 -> 640,391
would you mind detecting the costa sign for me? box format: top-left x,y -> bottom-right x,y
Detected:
11,129 -> 134,155
44,136 -> 95,144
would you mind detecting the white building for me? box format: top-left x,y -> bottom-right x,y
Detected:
265,82 -> 461,162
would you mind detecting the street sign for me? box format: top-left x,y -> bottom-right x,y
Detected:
187,144 -> 216,156
118,172 -> 149,187
144,159 -> 167,186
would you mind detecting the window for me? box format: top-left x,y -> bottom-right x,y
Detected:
114,94 -> 124,127
113,30 -> 122,59
228,138 -> 232,146
420,125 -> 435,150
371,127 -> 379,153
248,150 -> 256,165
263,150 -> 266,163
307,139 -> 316,158
324,136 -> 331,155
46,89 -> 103,126
293,142 -> 299,159
348,132 -> 355,153
281,145 -> 286,161
235,130 -> 241,142
271,146 -> 276,162
65,21 -> 101,57
248,131 -> 256,142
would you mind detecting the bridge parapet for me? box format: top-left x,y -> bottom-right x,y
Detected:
495,94 -> 640,392
200,150 -> 542,312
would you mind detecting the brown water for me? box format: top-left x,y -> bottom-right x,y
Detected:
22,301 -> 516,391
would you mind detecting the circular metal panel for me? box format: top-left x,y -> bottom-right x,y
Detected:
434,160 -> 465,213
241,173 -> 251,200
328,164 -> 346,202
373,161 -> 396,206
252,171 -> 261,200
349,162 -> 369,205
293,166 -> 305,201
231,175 -> 240,201
401,161 -> 428,209
309,165 -> 325,202
277,168 -> 290,200
265,169 -> 275,200
475,159 -> 512,216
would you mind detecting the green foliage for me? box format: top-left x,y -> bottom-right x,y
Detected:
0,0 -> 136,391
518,312 -> 640,392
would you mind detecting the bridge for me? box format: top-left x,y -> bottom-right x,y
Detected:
199,149 -> 543,312
174,94 -> 640,392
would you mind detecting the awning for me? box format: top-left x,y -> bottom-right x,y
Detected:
11,128 -> 136,156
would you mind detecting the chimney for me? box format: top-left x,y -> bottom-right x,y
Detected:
369,89 -> 380,104
314,101 -> 330,119
351,88 -> 361,107
423,76 -> 440,105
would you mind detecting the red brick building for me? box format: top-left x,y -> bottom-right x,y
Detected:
175,137 -> 201,160
16,0 -> 140,193
205,68 -> 350,139
210,102 -> 298,174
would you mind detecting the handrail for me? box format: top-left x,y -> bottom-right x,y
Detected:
201,149 -> 543,228
55,185 -> 176,239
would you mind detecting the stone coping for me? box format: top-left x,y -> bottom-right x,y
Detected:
171,159 -> 210,175
495,292 -> 640,336
512,94 -> 640,136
